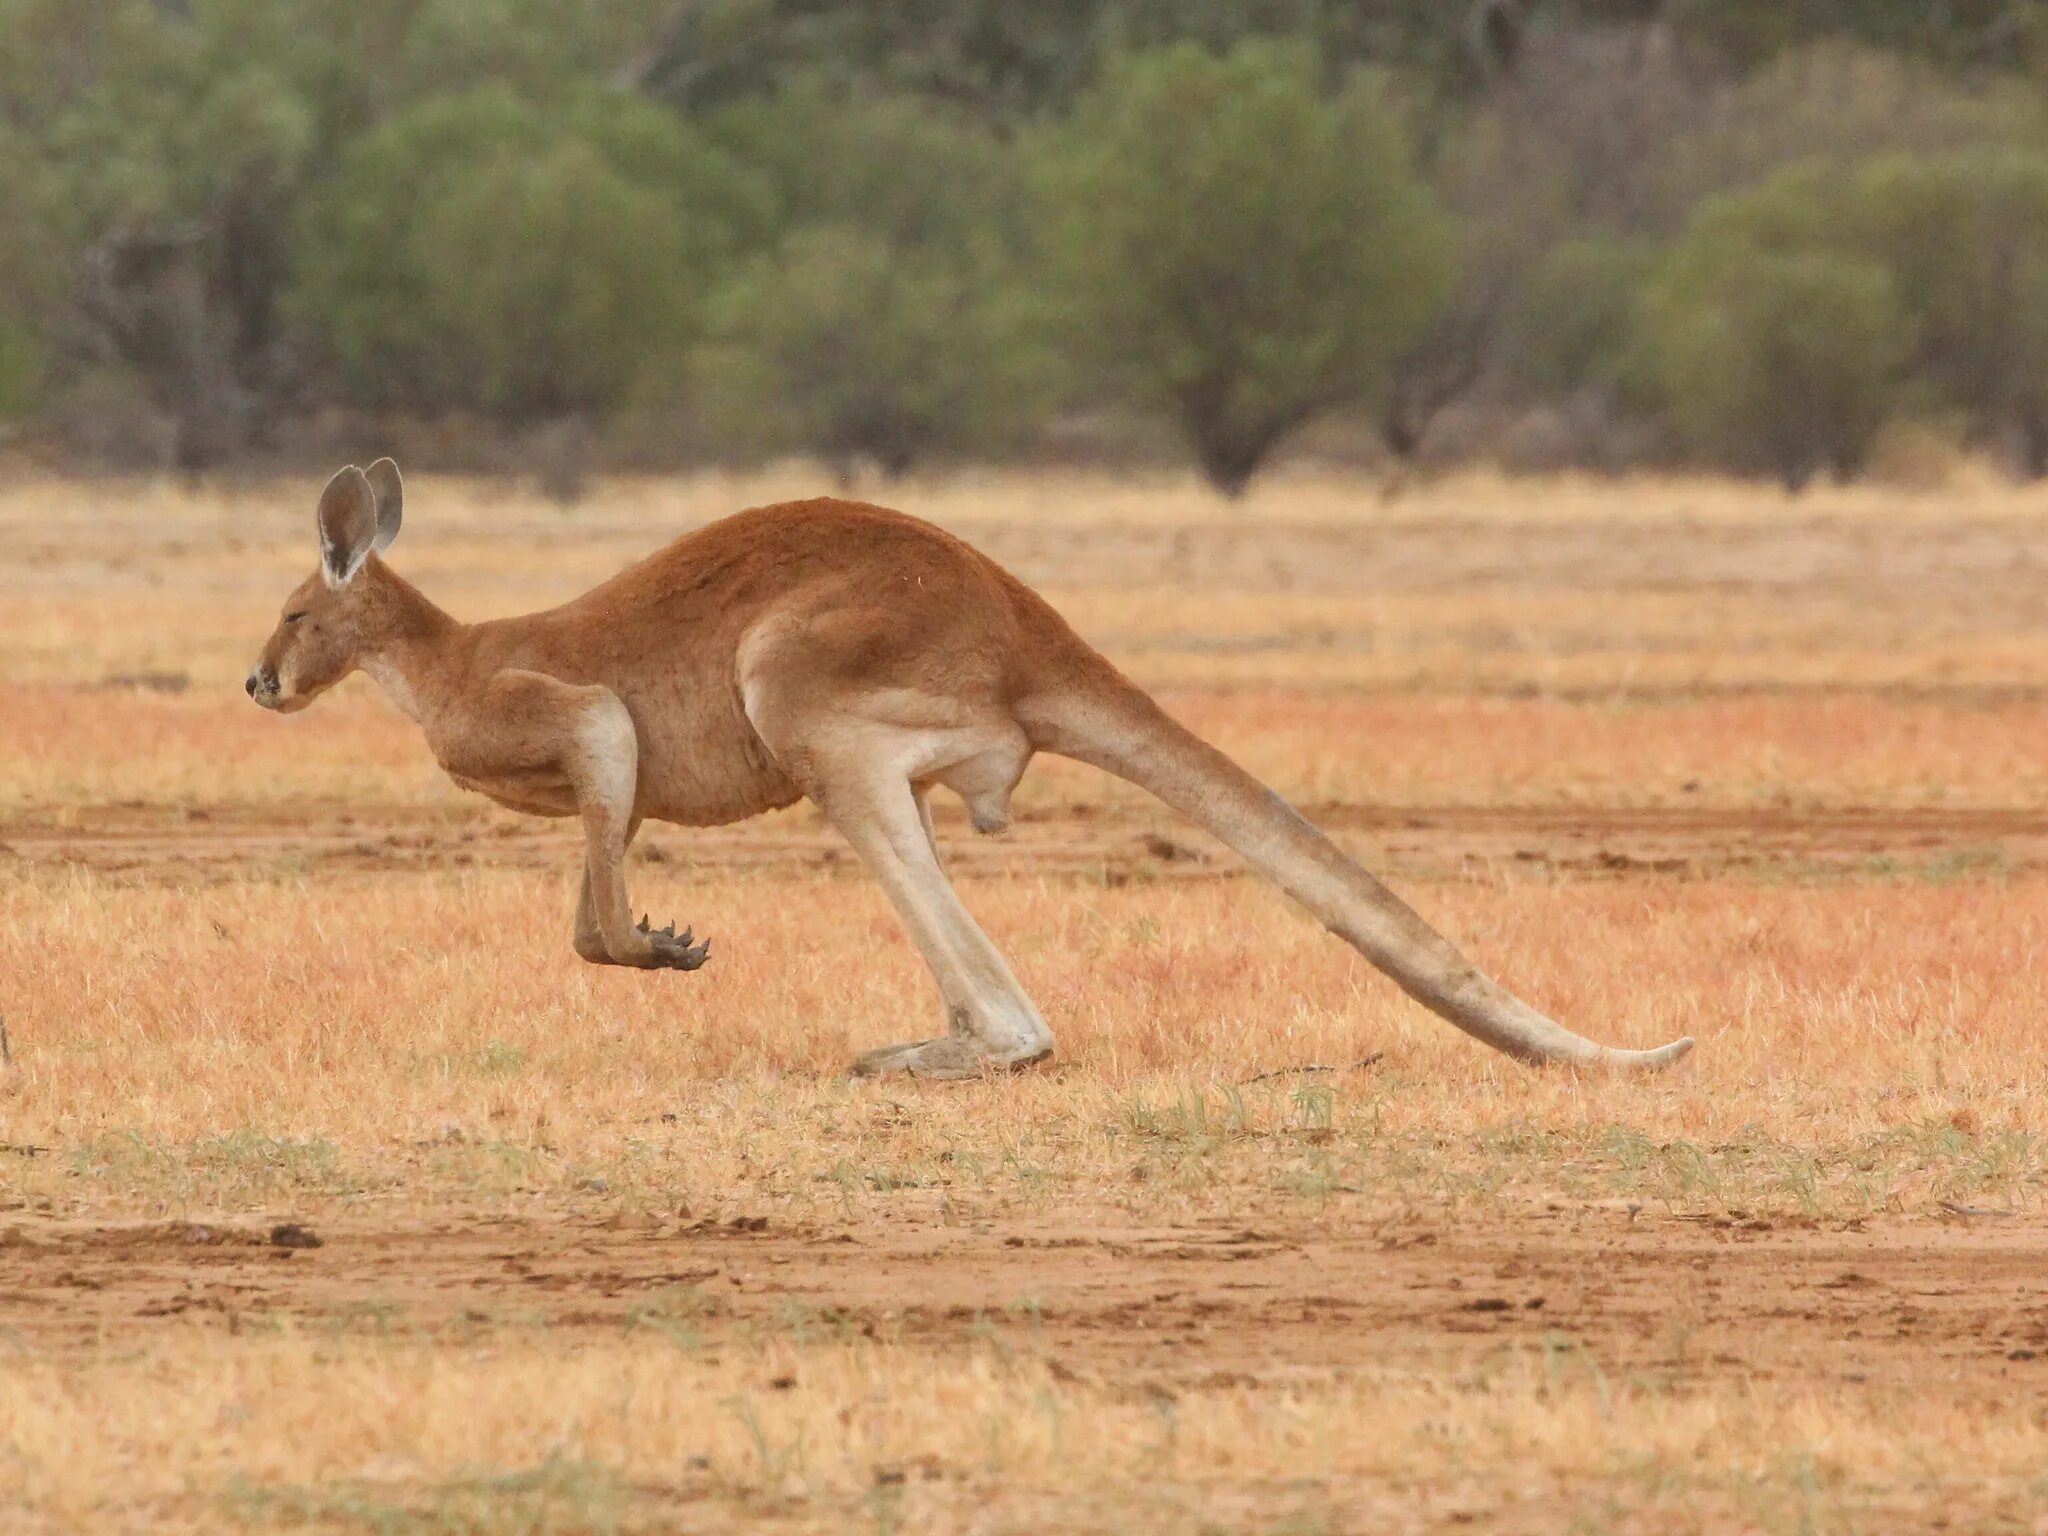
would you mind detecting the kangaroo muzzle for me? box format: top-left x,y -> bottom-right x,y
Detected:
246,665 -> 281,707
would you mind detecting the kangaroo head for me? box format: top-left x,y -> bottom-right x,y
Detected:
246,460 -> 406,712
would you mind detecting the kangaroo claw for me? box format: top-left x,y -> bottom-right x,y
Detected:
643,921 -> 710,971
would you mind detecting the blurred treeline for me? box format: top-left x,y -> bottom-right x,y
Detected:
1,1 -> 2045,493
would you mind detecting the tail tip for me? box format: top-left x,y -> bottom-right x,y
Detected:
1628,1035 -> 1695,1072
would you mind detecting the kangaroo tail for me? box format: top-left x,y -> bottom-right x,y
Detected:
1017,679 -> 1693,1071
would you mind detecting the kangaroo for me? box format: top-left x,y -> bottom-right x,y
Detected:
247,462 -> 1694,1078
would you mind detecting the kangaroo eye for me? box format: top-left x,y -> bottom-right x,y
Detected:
284,611 -> 306,624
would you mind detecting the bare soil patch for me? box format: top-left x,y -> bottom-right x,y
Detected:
7,797 -> 2046,886
7,1206 -> 2044,1396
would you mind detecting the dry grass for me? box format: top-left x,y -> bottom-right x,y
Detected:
10,463 -> 2048,820
3,865 -> 2046,1219
5,468 -> 2048,1533
8,465 -> 2048,698
8,1330 -> 2046,1535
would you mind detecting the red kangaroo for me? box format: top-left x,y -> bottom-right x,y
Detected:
247,462 -> 1694,1078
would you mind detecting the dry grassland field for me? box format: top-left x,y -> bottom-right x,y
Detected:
5,465 -> 2048,1534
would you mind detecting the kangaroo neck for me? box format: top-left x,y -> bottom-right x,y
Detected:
356,565 -> 465,727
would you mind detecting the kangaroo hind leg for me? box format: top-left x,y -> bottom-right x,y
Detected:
817,756 -> 1052,1079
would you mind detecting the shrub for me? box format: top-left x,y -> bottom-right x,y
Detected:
289,86 -> 761,420
690,82 -> 1051,475
1637,233 -> 1910,489
0,315 -> 43,422
695,225 -> 1049,478
1035,41 -> 1452,496
1843,148 -> 2048,474
1508,237 -> 1660,398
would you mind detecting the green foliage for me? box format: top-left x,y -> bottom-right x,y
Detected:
696,225 -> 1048,476
389,0 -> 682,104
1036,41 -> 1452,494
0,2 -> 2041,482
0,124 -> 63,312
1842,149 -> 2048,472
16,6 -> 314,258
0,0 -> 326,462
290,87 -> 760,419
1637,226 -> 1910,488
225,1452 -> 632,1536
639,2 -> 2047,123
1662,39 -> 2048,205
640,0 -> 1498,119
1659,0 -> 2046,73
1510,238 -> 1659,397
1647,148 -> 2048,475
0,315 -> 43,421
709,75 -> 1021,250
691,83 -> 1051,475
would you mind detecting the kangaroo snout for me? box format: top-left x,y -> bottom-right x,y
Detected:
246,666 -> 279,705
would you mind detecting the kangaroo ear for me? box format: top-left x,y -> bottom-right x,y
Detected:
364,457 -> 403,553
316,465 -> 378,588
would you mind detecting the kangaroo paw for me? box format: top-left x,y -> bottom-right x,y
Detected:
849,1036 -> 1051,1081
635,915 -> 711,971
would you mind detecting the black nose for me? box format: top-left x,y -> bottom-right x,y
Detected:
246,672 -> 262,697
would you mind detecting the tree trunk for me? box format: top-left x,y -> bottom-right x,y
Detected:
2017,413 -> 2048,481
1180,385 -> 1326,499
1189,429 -> 1266,499
1773,453 -> 1816,493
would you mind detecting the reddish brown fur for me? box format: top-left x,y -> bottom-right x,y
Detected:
250,465 -> 1692,1077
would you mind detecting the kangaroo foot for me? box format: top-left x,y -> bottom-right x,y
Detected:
849,1035 -> 1052,1081
635,915 -> 711,970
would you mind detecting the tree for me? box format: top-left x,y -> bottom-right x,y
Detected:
1636,228 -> 1909,488
1654,148 -> 2048,476
1655,38 -> 2048,231
629,1 -> 1533,121
1506,236 -> 1657,398
1654,0 -> 2046,74
0,320 -> 39,424
1035,41 -> 1452,495
692,81 -> 1051,476
0,1 -> 320,466
288,86 -> 762,421
1377,75 -> 1578,464
696,227 -> 1048,478
0,124 -> 62,423
1842,149 -> 2048,475
708,74 -> 1021,251
389,0 -> 683,104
